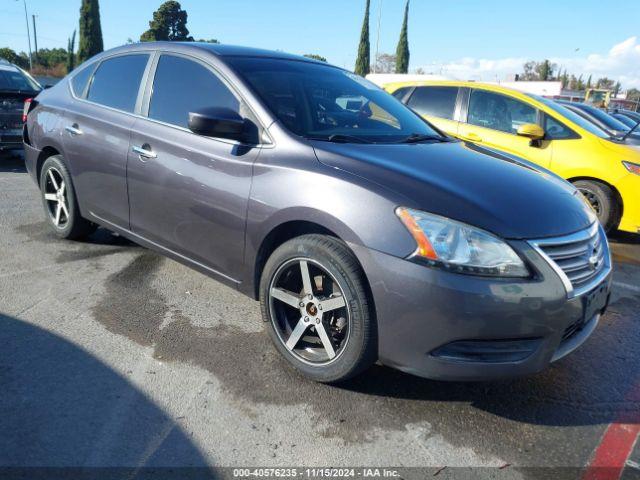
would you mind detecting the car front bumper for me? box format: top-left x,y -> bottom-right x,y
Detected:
350,240 -> 612,381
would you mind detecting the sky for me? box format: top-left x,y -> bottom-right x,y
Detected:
1,0 -> 640,88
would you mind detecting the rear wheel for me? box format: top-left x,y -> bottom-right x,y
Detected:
573,180 -> 620,232
40,155 -> 96,240
260,234 -> 376,383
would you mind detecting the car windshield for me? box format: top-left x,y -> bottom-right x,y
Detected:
227,57 -> 442,143
0,64 -> 41,92
528,94 -> 611,139
571,104 -> 632,133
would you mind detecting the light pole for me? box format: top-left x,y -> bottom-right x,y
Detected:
16,0 -> 33,69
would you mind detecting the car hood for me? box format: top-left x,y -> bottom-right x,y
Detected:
312,140 -> 593,240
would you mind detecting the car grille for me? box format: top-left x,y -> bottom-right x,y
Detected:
529,223 -> 610,298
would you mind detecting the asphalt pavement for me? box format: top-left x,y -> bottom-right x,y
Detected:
1,152 -> 639,479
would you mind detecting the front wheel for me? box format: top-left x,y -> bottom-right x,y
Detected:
573,180 -> 620,232
39,155 -> 96,240
259,234 -> 376,383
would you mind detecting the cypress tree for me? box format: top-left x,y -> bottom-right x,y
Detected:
78,0 -> 104,63
354,0 -> 370,76
67,30 -> 76,73
395,0 -> 410,73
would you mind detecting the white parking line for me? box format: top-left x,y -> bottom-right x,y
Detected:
613,281 -> 640,293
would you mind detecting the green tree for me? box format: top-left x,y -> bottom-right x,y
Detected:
596,77 -> 615,90
586,75 -> 592,89
303,54 -> 327,62
536,60 -> 554,80
613,81 -> 621,96
560,69 -> 569,89
141,1 -> 194,42
67,30 -> 77,73
627,88 -> 640,102
78,0 -> 104,63
0,47 -> 30,69
354,0 -> 370,76
36,48 -> 68,69
395,0 -> 410,73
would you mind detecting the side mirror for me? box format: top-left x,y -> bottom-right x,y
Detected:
188,107 -> 247,142
516,123 -> 545,140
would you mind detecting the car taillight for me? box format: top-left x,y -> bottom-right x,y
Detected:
22,98 -> 33,123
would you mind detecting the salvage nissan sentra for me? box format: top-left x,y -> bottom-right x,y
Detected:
23,43 -> 612,382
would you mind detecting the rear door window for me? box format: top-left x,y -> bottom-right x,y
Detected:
407,86 -> 459,120
87,54 -> 149,113
467,90 -> 537,134
148,54 -> 240,128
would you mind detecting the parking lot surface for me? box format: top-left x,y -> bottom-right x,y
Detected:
1,153 -> 639,478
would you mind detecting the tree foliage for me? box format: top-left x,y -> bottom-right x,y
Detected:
67,30 -> 77,73
0,47 -> 29,69
303,54 -> 327,62
395,1 -> 410,73
78,0 -> 104,63
521,60 -> 556,81
374,53 -> 396,73
354,0 -> 370,76
141,1 -> 194,42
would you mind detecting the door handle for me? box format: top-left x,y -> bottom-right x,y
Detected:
460,133 -> 482,143
65,124 -> 83,136
132,144 -> 157,159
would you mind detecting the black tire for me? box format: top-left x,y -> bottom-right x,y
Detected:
573,180 -> 620,232
39,155 -> 96,240
259,234 -> 376,383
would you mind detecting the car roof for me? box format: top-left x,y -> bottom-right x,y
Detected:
381,79 -> 542,98
93,42 -> 323,65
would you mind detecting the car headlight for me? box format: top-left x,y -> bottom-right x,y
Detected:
396,207 -> 529,277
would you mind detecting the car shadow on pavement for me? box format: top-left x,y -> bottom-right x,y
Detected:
0,313 -> 215,479
0,152 -> 27,173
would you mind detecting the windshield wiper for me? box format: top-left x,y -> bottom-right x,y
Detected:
397,133 -> 450,144
621,120 -> 640,142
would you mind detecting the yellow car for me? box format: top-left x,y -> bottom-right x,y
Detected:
384,80 -> 640,233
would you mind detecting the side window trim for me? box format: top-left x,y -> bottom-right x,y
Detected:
140,50 -> 271,145
79,51 -> 153,116
397,86 -> 415,103
456,87 -> 470,122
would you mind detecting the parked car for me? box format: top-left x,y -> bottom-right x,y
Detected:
383,80 -> 640,233
610,108 -> 640,128
24,43 -> 611,382
557,101 -> 640,144
0,58 -> 41,152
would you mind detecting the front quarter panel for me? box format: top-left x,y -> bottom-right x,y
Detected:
242,137 -> 416,296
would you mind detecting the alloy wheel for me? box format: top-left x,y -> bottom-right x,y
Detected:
43,167 -> 70,228
268,258 -> 350,365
